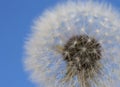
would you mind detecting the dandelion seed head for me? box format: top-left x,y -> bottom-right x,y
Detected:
24,0 -> 120,87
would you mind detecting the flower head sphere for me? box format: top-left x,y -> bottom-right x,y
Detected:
24,0 -> 120,87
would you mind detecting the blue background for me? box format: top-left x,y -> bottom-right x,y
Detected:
0,0 -> 120,87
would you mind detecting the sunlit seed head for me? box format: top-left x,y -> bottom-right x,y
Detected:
24,0 -> 120,87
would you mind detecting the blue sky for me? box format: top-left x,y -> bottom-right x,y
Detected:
0,0 -> 120,87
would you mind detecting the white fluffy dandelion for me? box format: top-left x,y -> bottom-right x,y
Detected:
24,0 -> 120,87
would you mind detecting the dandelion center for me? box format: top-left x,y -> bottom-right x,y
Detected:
62,35 -> 102,79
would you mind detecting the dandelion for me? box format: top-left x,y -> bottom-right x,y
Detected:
24,0 -> 120,87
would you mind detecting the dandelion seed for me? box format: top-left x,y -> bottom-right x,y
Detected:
24,0 -> 120,87
96,29 -> 100,33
